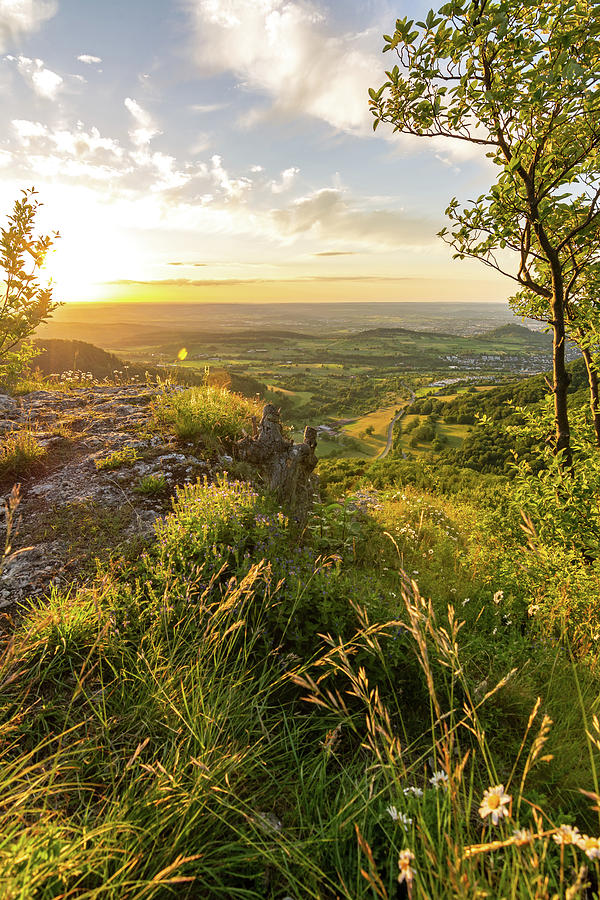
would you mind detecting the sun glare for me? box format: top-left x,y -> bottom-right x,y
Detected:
41,219 -> 144,303
21,185 -> 147,303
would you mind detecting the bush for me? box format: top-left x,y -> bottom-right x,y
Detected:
133,473 -> 167,495
0,429 -> 46,479
152,384 -> 261,447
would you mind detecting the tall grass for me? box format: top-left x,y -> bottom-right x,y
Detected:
151,384 -> 261,446
0,428 -> 46,479
1,476 -> 600,897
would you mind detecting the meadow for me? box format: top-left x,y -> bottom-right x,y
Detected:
2,381 -> 600,898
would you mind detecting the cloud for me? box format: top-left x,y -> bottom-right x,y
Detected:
108,275 -> 415,287
211,153 -> 252,198
168,261 -> 208,266
272,188 -> 439,248
190,102 -> 227,114
270,166 -> 299,194
186,0 -> 381,135
0,0 -> 57,51
77,54 -> 102,64
8,54 -> 63,98
314,250 -> 358,257
9,114 -> 201,195
124,97 -> 160,147
12,118 -> 123,159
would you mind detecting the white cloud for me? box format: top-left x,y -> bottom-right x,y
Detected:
186,0 -> 380,135
271,188 -> 439,247
0,0 -> 57,51
12,118 -> 123,160
131,149 -> 192,192
124,97 -> 160,147
270,166 -> 299,194
211,153 -> 252,198
11,117 -> 47,141
77,54 -> 101,64
190,102 -> 227,114
8,54 -> 63,98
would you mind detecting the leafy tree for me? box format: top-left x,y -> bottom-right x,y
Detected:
512,264 -> 600,447
1,188 -> 60,383
370,0 -> 600,467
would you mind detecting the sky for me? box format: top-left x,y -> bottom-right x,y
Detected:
0,0 -> 509,304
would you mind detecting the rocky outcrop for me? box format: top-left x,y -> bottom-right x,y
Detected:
0,385 -> 213,613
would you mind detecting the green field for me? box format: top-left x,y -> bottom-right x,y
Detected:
341,401 -> 404,458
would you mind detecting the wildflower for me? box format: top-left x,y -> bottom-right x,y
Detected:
493,590 -> 504,605
386,806 -> 413,830
397,849 -> 415,886
479,785 -> 511,825
403,786 -> 424,798
553,824 -> 580,845
429,770 -> 448,789
512,828 -> 533,846
577,834 -> 600,859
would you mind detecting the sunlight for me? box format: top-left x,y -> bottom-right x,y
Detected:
32,185 -> 148,303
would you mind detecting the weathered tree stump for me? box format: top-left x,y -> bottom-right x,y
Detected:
237,404 -> 318,523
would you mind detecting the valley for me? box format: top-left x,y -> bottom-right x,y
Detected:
34,300 -> 579,462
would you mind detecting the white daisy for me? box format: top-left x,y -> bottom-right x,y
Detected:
479,784 -> 511,825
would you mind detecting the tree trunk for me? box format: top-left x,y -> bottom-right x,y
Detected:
551,288 -> 572,467
581,345 -> 600,448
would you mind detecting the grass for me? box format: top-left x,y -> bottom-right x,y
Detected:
399,414 -> 471,457
0,429 -> 46,479
341,401 -> 405,458
133,473 -> 167,496
151,384 -> 261,447
34,499 -> 134,559
2,472 -> 600,897
95,446 -> 140,471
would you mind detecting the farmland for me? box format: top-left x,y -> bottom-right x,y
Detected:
37,301 -> 576,461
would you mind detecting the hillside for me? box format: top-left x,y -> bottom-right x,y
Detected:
1,376 -> 600,897
32,338 -> 268,399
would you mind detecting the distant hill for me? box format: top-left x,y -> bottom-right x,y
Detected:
479,323 -> 552,347
33,340 -> 128,380
32,339 -> 267,398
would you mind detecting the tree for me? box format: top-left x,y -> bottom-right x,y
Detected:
369,0 -> 600,466
1,188 -> 60,382
512,263 -> 600,447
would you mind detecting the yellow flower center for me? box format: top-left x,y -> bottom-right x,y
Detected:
488,795 -> 501,810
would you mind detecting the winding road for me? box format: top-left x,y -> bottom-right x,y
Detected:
377,388 -> 416,460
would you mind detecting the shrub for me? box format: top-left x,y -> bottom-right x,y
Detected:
0,429 -> 46,478
152,384 -> 261,447
133,473 -> 167,495
0,189 -> 59,386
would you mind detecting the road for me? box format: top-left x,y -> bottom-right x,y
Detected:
377,389 -> 416,460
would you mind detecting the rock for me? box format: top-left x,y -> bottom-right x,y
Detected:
0,383 -> 195,612
0,394 -> 16,416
